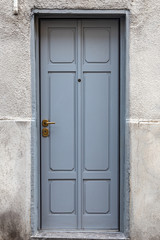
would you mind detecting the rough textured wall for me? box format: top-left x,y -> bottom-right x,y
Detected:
0,122 -> 31,240
0,0 -> 160,239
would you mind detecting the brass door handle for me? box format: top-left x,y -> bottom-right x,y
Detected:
42,119 -> 56,127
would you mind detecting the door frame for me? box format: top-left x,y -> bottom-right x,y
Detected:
31,9 -> 130,238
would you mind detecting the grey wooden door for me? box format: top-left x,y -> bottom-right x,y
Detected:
40,19 -> 119,230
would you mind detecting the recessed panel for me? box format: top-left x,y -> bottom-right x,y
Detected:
84,28 -> 110,63
49,28 -> 75,63
84,73 -> 110,171
50,180 -> 75,214
84,180 -> 110,214
50,73 -> 75,171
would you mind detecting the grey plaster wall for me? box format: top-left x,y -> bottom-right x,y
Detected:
0,0 -> 160,240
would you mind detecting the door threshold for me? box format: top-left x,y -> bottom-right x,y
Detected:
31,230 -> 129,240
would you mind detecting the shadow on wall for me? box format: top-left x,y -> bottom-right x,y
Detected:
0,211 -> 24,240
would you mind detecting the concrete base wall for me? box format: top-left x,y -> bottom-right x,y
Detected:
130,122 -> 160,240
0,121 -> 31,240
0,0 -> 160,239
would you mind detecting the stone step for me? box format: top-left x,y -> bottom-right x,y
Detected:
31,231 -> 129,240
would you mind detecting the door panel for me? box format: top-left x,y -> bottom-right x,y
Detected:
83,28 -> 110,63
41,20 -> 78,229
81,20 -> 119,229
84,180 -> 110,214
40,19 -> 119,230
49,73 -> 76,171
50,180 -> 75,213
83,73 -> 110,171
49,28 -> 76,63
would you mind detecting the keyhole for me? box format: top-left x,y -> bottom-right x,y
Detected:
42,128 -> 49,137
78,79 -> 81,82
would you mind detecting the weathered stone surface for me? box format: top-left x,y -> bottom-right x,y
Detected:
0,121 -> 31,240
129,1 -> 160,119
130,122 -> 160,240
32,231 -> 128,239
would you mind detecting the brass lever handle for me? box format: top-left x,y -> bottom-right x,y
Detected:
42,119 -> 56,127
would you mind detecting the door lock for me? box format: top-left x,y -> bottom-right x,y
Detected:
42,128 -> 49,137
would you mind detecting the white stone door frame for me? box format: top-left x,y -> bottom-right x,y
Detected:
30,9 -> 130,239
